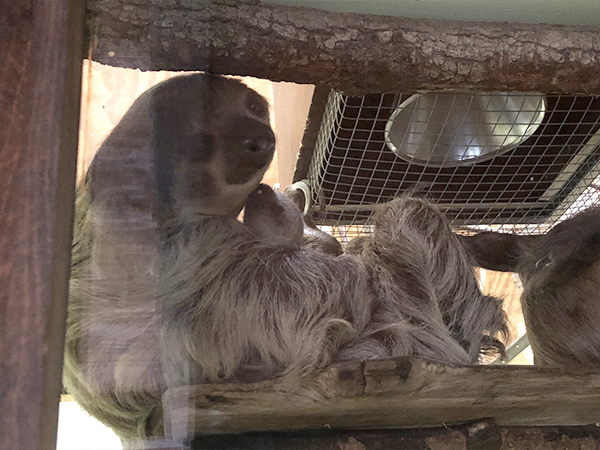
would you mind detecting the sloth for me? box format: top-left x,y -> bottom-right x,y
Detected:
346,199 -> 508,363
65,74 -> 378,441
461,206 -> 600,367
64,73 -> 507,444
243,184 -> 305,249
64,73 -> 279,440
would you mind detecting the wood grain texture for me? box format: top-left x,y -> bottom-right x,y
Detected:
88,0 -> 600,96
0,1 -> 85,449
161,357 -> 600,442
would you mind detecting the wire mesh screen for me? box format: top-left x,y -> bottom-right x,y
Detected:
305,91 -> 600,244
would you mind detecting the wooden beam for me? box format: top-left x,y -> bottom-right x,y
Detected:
161,357 -> 600,442
0,1 -> 85,449
188,420 -> 600,450
88,0 -> 600,96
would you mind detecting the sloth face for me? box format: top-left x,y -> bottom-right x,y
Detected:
87,74 -> 275,223
244,184 -> 304,249
150,74 -> 276,218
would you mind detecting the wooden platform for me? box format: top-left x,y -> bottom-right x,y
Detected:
188,421 -> 600,450
160,357 -> 600,443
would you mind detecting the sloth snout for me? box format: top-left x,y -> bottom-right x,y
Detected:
250,183 -> 272,198
243,135 -> 275,155
232,116 -> 275,157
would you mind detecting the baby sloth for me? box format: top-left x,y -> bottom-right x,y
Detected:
244,183 -> 342,255
244,184 -> 305,249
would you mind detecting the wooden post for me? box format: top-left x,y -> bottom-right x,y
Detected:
0,1 -> 85,449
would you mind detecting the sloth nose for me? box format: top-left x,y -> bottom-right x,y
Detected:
231,116 -> 276,158
242,125 -> 275,157
253,183 -> 272,196
225,117 -> 276,182
244,135 -> 275,155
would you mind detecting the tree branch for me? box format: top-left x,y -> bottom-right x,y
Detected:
88,0 -> 600,96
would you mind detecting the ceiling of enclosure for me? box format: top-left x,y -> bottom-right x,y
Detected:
266,0 -> 600,26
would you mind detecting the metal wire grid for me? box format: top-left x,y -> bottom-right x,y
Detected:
306,91 -> 600,243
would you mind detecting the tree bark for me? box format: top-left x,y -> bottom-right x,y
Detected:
159,357 -> 600,442
88,0 -> 600,96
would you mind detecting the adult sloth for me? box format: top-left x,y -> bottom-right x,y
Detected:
64,74 -> 282,441
65,73 -> 506,446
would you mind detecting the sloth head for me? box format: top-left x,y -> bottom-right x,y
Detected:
151,74 -> 276,218
244,184 -> 304,249
88,73 -> 276,220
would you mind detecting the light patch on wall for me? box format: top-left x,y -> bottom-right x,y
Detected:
57,400 -> 122,450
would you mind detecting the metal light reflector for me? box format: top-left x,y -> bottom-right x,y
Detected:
385,92 -> 546,167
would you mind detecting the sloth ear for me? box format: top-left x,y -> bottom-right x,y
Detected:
459,232 -> 541,273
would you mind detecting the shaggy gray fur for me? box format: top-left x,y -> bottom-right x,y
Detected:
64,74 -> 507,445
347,200 -> 508,363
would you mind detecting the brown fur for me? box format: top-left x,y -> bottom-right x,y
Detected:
461,206 -> 600,366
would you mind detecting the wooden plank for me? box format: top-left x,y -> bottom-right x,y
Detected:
162,357 -> 600,442
0,1 -> 85,450
88,0 -> 600,96
188,420 -> 600,450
